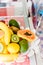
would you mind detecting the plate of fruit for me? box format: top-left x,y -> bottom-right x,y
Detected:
0,19 -> 37,62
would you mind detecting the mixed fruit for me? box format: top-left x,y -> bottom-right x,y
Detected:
0,19 -> 29,57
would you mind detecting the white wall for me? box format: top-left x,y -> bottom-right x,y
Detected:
0,0 -> 10,3
0,0 -> 21,2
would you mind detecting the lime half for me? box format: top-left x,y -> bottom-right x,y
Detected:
19,39 -> 28,53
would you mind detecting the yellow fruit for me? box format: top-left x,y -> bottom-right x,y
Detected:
3,46 -> 8,54
9,28 -> 13,35
0,42 -> 8,53
0,42 -> 4,53
0,53 -> 19,62
0,22 -> 11,45
0,37 -> 4,43
7,43 -> 20,54
0,30 -> 4,39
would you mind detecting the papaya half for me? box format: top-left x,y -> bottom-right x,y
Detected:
17,30 -> 36,42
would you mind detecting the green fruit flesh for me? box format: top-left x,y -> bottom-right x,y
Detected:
11,34 -> 19,43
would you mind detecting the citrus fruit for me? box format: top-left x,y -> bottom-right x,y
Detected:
7,43 -> 20,54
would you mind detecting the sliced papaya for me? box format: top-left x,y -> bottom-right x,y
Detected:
17,30 -> 36,42
0,22 -> 11,45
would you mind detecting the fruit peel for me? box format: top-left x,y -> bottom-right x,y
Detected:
0,22 -> 11,45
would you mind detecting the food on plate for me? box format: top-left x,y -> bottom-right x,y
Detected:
19,39 -> 28,53
11,34 -> 19,43
17,30 -> 36,42
0,19 -> 36,62
0,22 -> 11,45
9,19 -> 20,29
7,43 -> 20,54
10,26 -> 19,33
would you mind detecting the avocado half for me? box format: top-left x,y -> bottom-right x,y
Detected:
9,19 -> 20,29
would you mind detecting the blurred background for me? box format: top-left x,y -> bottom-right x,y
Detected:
0,0 -> 43,65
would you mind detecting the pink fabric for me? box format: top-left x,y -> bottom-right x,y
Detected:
0,8 -> 7,16
0,6 -> 14,16
7,6 -> 14,16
